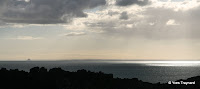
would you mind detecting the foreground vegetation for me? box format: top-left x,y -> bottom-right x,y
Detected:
0,67 -> 199,89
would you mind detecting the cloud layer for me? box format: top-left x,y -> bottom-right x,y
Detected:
62,0 -> 200,40
64,32 -> 86,36
116,0 -> 151,6
8,36 -> 44,40
0,0 -> 106,24
1,0 -> 200,60
1,0 -> 200,40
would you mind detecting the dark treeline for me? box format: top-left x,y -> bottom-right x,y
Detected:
0,67 -> 200,89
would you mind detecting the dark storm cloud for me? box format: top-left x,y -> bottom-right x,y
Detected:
116,0 -> 151,6
119,11 -> 129,20
0,0 -> 106,24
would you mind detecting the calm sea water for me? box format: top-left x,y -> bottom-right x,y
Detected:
0,60 -> 200,83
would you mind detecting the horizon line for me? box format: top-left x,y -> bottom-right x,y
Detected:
0,59 -> 200,61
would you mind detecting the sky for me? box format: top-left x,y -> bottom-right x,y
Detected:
0,0 -> 200,60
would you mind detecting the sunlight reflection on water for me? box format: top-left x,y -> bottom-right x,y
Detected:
109,61 -> 200,66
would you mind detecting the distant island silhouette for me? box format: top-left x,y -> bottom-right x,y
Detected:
0,67 -> 199,89
27,58 -> 31,61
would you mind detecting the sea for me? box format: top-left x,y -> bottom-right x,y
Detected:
0,60 -> 200,83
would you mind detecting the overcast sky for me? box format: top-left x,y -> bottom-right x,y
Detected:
0,0 -> 200,60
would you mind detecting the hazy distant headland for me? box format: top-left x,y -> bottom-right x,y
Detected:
0,67 -> 199,89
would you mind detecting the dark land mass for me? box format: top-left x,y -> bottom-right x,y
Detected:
0,67 -> 199,89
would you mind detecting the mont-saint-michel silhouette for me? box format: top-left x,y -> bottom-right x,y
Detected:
27,58 -> 31,61
0,67 -> 199,89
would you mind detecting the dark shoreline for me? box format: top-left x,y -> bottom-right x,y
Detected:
0,67 -> 199,89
